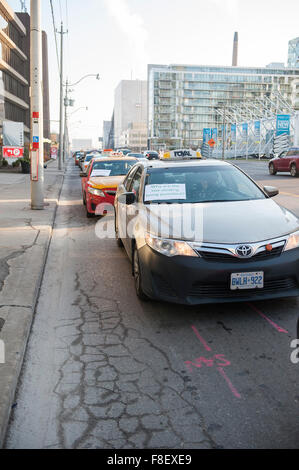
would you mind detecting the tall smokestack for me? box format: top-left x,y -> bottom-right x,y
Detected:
232,32 -> 238,66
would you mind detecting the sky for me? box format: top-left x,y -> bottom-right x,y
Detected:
7,0 -> 299,147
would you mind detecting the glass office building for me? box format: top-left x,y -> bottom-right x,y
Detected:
148,64 -> 299,150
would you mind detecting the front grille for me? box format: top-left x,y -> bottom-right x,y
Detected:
196,246 -> 284,262
188,278 -> 298,299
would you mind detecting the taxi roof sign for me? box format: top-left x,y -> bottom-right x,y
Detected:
160,149 -> 202,161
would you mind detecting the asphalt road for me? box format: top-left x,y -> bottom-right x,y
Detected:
5,159 -> 299,449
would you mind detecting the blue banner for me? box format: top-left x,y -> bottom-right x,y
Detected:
203,128 -> 211,143
276,115 -> 290,136
242,123 -> 248,142
212,128 -> 217,141
231,124 -> 237,143
254,121 -> 261,143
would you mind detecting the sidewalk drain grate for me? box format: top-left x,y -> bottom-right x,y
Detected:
0,318 -> 4,332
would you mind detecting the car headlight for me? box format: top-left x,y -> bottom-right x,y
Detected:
88,187 -> 105,197
145,233 -> 198,257
284,230 -> 299,251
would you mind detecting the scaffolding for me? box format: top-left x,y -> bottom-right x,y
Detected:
209,92 -> 298,159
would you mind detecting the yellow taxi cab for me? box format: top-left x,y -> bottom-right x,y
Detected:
81,156 -> 138,217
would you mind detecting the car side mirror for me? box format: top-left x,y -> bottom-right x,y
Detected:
119,192 -> 136,205
264,186 -> 279,198
80,172 -> 87,178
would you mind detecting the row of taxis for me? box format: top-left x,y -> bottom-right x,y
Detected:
79,148 -> 299,305
79,150 -> 138,217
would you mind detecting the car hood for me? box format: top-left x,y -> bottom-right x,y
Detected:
142,199 -> 299,244
89,175 -> 125,189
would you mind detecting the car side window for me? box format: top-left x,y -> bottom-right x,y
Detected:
129,167 -> 143,199
124,167 -> 137,191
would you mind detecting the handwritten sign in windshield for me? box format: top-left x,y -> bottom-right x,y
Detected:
91,169 -> 111,177
144,184 -> 186,201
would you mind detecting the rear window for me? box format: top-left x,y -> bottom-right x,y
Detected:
287,150 -> 299,156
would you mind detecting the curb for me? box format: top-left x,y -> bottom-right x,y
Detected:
0,165 -> 66,448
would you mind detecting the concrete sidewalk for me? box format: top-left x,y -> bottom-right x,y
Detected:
0,159 -> 65,447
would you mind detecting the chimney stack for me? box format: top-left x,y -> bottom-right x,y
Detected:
232,32 -> 238,66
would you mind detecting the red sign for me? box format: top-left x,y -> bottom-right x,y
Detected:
3,147 -> 24,158
208,139 -> 216,148
50,147 -> 58,159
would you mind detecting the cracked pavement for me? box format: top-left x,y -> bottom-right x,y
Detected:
5,160 -> 299,449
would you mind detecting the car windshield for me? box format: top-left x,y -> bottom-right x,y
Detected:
91,160 -> 136,176
85,155 -> 93,162
143,165 -> 266,204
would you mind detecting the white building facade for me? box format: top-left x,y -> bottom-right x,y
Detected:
148,64 -> 299,150
114,80 -> 147,149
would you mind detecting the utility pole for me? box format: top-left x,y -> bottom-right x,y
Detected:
63,79 -> 69,163
57,23 -> 67,170
222,104 -> 226,160
30,0 -> 44,209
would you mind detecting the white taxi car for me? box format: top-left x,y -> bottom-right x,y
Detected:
114,149 -> 299,305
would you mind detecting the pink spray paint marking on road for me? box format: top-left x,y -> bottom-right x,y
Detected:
248,303 -> 288,334
217,367 -> 242,399
190,326 -> 242,399
191,325 -> 212,352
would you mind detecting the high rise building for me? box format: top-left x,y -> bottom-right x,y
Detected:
114,80 -> 147,148
288,37 -> 299,68
148,63 -> 299,150
0,0 -> 29,141
103,120 -> 112,149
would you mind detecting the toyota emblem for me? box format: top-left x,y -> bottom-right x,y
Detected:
236,245 -> 253,258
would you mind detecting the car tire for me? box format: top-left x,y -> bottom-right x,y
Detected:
86,206 -> 94,218
269,163 -> 277,175
115,221 -> 123,248
133,247 -> 148,301
290,164 -> 298,177
83,192 -> 86,205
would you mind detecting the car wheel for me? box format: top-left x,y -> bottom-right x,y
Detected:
269,163 -> 277,175
86,206 -> 94,218
83,192 -> 86,205
133,247 -> 148,300
290,164 -> 298,177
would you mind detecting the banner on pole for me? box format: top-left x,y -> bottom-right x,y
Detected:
276,114 -> 290,136
203,128 -> 211,143
254,121 -> 261,143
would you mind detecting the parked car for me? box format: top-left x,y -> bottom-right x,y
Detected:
81,156 -> 138,218
81,152 -> 101,171
116,149 -> 131,156
74,151 -> 84,166
144,150 -> 159,160
269,148 -> 299,177
114,151 -> 299,304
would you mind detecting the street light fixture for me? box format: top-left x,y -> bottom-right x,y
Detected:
68,106 -> 88,117
63,74 -> 100,162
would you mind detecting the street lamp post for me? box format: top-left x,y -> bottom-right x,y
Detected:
63,75 -> 100,162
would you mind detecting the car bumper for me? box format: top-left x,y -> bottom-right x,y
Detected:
87,192 -> 116,214
138,245 -> 299,305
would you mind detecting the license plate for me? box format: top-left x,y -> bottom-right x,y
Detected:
230,272 -> 264,290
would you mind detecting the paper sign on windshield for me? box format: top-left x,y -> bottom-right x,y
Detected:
145,184 -> 186,201
91,169 -> 111,177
